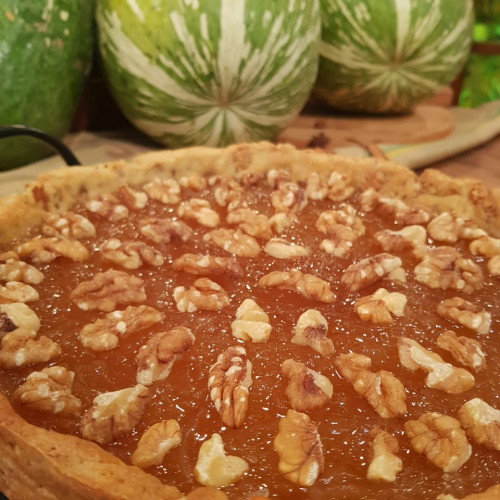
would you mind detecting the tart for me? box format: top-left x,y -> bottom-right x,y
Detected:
0,142 -> 499,500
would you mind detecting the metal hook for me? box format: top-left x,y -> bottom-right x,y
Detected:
0,126 -> 81,166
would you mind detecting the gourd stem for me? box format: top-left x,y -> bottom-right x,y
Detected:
0,126 -> 81,166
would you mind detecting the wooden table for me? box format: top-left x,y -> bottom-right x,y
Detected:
425,134 -> 500,187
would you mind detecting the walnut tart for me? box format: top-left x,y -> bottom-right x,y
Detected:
0,142 -> 499,500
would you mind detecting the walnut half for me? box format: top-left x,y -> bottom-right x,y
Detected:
458,398 -> 500,451
208,346 -> 252,428
231,299 -> 272,343
0,303 -> 40,339
404,413 -> 471,472
291,309 -> 334,356
173,278 -> 230,312
366,428 -> 403,482
80,384 -> 149,444
281,359 -> 333,412
437,297 -> 491,335
353,288 -> 407,324
334,353 -> 407,418
436,330 -> 486,371
14,366 -> 81,416
273,409 -> 324,487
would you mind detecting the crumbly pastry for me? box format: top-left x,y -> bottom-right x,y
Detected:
0,142 -> 499,500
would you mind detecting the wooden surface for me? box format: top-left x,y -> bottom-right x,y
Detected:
423,134 -> 500,187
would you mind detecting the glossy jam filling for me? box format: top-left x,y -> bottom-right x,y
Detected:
1,182 -> 499,499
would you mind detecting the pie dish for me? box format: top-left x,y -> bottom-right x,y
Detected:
0,142 -> 499,500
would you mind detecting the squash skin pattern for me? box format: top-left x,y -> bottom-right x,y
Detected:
0,1 -> 94,170
96,0 -> 321,148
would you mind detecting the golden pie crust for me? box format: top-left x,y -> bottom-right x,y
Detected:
0,142 -> 499,500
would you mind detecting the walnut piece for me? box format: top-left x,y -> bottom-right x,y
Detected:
272,181 -> 307,214
17,237 -> 89,264
436,330 -> 486,371
334,353 -> 407,418
143,179 -> 180,204
0,329 -> 61,369
306,171 -> 353,202
131,420 -> 182,468
291,309 -> 334,356
136,326 -> 195,386
42,211 -> 96,239
374,225 -> 427,252
469,235 -> 500,257
281,359 -> 333,412
273,409 -> 324,487
404,413 -> 471,472
264,238 -> 310,259
458,398 -> 500,451
0,256 -> 44,285
173,278 -> 230,312
178,198 -> 220,227
353,288 -> 407,324
366,428 -> 403,482
414,246 -> 483,293
194,433 -> 249,488
0,303 -> 40,339
488,255 -> 500,277
436,297 -> 491,335
0,282 -> 39,303
428,213 -> 486,243
437,485 -> 500,500
100,239 -> 164,269
231,299 -> 272,343
208,346 -> 252,428
341,253 -> 403,292
115,185 -> 148,210
80,305 -> 163,351
140,217 -> 194,244
172,253 -> 242,279
212,178 -> 247,211
398,337 -> 475,394
80,384 -> 149,444
316,205 -> 365,258
359,188 -> 430,225
86,195 -> 128,221
203,228 -> 260,257
269,212 -> 298,234
258,269 -> 336,303
179,175 -> 207,191
71,269 -> 146,312
226,208 -> 272,240
14,366 -> 81,416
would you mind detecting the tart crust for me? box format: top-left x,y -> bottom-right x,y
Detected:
0,142 -> 499,499
1,142 -> 499,244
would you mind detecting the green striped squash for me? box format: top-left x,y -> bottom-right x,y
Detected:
0,1 -> 94,170
96,0 -> 321,148
314,0 -> 474,114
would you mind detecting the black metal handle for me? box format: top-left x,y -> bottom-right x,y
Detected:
0,126 -> 81,166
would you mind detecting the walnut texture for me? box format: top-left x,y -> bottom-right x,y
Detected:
14,366 -> 81,416
436,297 -> 491,335
172,253 -> 242,279
335,353 -> 407,418
17,237 -> 89,264
203,228 -> 261,257
136,326 -> 195,386
140,217 -> 194,244
264,238 -> 311,259
0,329 -> 61,368
341,253 -> 403,292
178,198 -> 220,227
80,305 -> 163,351
353,288 -> 407,324
231,299 -> 272,343
436,330 -> 486,371
208,346 -> 252,428
173,278 -> 230,312
42,212 -> 96,239
458,398 -> 500,451
0,282 -> 39,303
0,303 -> 40,338
226,208 -> 272,240
194,433 -> 249,488
291,309 -> 334,356
143,179 -> 180,205
131,420 -> 182,468
413,246 -> 483,293
281,359 -> 333,412
469,235 -> 500,257
100,239 -> 164,269
428,213 -> 486,243
71,269 -> 146,312
80,384 -> 149,444
258,269 -> 336,303
404,413 -> 471,472
273,409 -> 324,487
86,195 -> 128,221
374,225 -> 427,252
366,428 -> 403,482
271,181 -> 307,214
398,337 -> 475,394
0,257 -> 44,285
